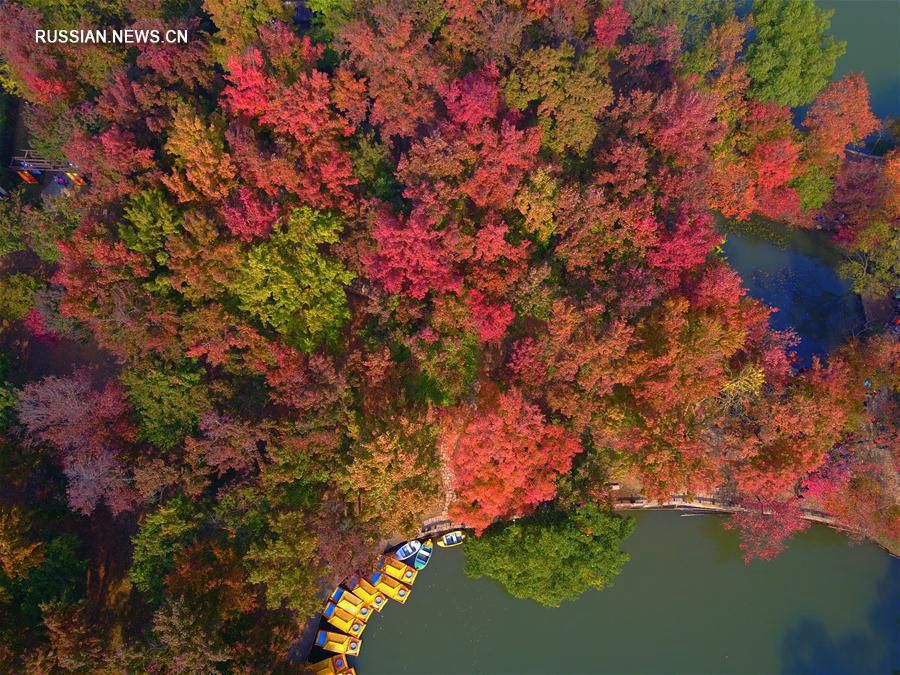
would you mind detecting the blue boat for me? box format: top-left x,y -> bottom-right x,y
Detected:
393,539 -> 421,561
413,538 -> 433,570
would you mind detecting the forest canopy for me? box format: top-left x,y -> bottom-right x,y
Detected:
0,0 -> 896,668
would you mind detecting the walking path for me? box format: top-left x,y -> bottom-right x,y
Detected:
415,491 -> 842,542
436,436 -> 456,514
612,493 -> 838,525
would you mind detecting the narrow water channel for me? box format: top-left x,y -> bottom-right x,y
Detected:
356,512 -> 899,674
719,218 -> 866,367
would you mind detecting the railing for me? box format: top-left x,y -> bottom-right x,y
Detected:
415,493 -> 842,541
613,493 -> 839,524
10,149 -> 78,173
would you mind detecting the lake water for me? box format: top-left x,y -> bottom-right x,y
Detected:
356,512 -> 899,674
820,0 -> 900,120
719,218 -> 866,367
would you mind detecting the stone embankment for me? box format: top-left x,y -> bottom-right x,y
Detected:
612,493 -> 838,526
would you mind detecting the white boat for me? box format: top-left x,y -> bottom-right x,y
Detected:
437,530 -> 466,547
393,539 -> 422,561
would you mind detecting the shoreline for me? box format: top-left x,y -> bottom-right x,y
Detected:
416,495 -> 898,559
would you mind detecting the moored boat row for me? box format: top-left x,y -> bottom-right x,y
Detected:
303,530 -> 466,672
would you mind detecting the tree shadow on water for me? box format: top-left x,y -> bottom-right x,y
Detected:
780,559 -> 900,674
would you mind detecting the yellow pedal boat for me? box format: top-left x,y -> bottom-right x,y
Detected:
315,630 -> 361,656
322,601 -> 366,637
345,577 -> 387,612
329,587 -> 372,621
370,570 -> 411,603
304,654 -> 355,674
375,555 -> 418,585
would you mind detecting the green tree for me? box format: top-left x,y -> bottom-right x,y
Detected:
0,273 -> 40,322
0,385 -> 14,431
233,207 -> 354,351
0,534 -> 86,628
840,219 -> 899,297
351,131 -> 402,202
504,44 -> 612,156
130,498 -> 201,603
464,506 -> 635,607
21,195 -> 80,263
790,164 -> 835,211
0,190 -> 25,257
246,510 -> 322,617
0,506 -> 43,580
119,188 -> 181,266
203,0 -> 288,64
746,0 -> 845,107
163,104 -> 238,202
405,295 -> 482,404
307,0 -> 354,40
0,356 -> 15,431
122,361 -> 210,450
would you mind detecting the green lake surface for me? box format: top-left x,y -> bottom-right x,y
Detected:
356,512 -> 899,674
819,0 -> 900,120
